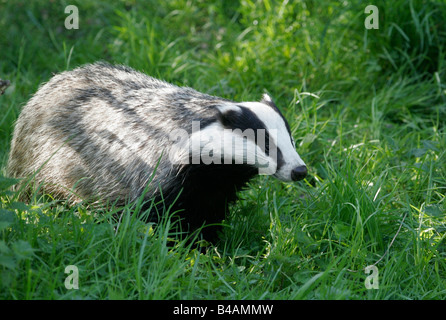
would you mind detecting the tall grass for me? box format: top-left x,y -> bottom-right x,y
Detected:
0,0 -> 445,299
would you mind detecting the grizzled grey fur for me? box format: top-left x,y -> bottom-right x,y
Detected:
9,63 -> 224,200
8,62 -> 305,241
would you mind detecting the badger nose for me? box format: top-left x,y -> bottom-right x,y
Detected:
291,166 -> 307,181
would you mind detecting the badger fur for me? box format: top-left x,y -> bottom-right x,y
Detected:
7,62 -> 307,241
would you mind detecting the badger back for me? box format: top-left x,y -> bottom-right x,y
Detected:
7,63 -> 212,200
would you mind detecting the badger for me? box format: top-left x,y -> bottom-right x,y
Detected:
7,62 -> 307,241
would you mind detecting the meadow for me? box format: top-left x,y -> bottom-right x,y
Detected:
0,0 -> 445,299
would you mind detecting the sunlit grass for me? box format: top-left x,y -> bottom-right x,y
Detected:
0,0 -> 445,299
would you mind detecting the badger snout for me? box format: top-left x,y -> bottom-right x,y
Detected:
291,165 -> 307,181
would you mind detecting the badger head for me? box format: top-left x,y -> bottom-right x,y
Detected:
216,94 -> 307,181
169,94 -> 307,182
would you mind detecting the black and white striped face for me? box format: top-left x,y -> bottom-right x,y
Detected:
246,94 -> 307,181
181,94 -> 307,181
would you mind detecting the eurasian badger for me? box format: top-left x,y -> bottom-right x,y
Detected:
7,62 -> 307,241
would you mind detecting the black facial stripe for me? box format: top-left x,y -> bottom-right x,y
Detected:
256,102 -> 294,167
219,106 -> 268,153
276,148 -> 284,170
217,106 -> 284,160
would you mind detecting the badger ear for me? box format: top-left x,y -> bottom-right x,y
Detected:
260,93 -> 278,110
261,93 -> 273,104
215,104 -> 241,128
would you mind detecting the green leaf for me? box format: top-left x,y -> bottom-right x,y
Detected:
0,209 -> 16,222
408,148 -> 427,158
0,176 -> 20,191
333,223 -> 350,239
0,241 -> 11,254
300,133 -> 317,149
421,140 -> 439,152
9,202 -> 30,212
424,205 -> 443,217
12,240 -> 35,261
0,270 -> 14,288
0,255 -> 16,270
0,222 -> 11,231
295,231 -> 313,245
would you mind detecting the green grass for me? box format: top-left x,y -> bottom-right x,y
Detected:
1,0 -> 445,299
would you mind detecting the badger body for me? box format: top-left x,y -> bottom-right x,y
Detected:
8,62 -> 307,241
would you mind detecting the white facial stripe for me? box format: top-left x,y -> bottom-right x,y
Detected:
216,103 -> 241,114
239,102 -> 306,181
187,122 -> 273,169
237,102 -> 293,151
